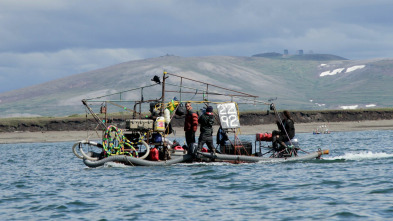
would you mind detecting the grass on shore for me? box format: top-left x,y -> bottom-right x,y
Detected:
1,108 -> 393,127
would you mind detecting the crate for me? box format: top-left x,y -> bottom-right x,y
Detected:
220,141 -> 252,155
126,119 -> 154,130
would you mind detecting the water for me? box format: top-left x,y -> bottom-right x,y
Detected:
1,130 -> 393,220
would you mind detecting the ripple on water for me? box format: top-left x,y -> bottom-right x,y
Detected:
1,131 -> 393,220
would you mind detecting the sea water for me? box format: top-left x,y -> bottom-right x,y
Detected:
1,130 -> 393,220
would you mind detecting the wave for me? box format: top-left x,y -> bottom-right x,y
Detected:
325,151 -> 393,161
103,162 -> 131,167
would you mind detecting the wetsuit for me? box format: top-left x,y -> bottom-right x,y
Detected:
272,118 -> 295,150
197,113 -> 216,154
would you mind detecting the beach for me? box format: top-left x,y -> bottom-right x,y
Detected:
1,120 -> 393,144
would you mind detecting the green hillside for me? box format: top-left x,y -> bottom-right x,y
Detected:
1,55 -> 393,117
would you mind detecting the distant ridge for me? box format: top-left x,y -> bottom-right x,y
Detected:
252,52 -> 348,61
252,52 -> 282,58
0,55 -> 392,117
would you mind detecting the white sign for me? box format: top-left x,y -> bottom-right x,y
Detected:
217,103 -> 240,129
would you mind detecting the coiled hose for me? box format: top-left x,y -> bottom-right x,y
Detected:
102,125 -> 139,157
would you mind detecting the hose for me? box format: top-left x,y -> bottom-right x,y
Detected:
78,142 -> 99,161
102,125 -> 138,157
72,140 -> 101,159
138,140 -> 150,159
73,134 -> 151,161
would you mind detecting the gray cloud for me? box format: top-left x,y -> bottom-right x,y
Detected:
1,0 -> 393,92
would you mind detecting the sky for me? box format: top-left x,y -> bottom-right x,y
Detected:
1,0 -> 393,93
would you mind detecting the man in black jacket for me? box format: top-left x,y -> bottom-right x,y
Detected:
197,106 -> 216,154
272,110 -> 295,151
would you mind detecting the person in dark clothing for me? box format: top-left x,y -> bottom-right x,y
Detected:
197,106 -> 216,154
272,110 -> 295,151
184,102 -> 198,153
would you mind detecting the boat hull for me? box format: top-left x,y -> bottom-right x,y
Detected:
81,149 -> 328,167
198,149 -> 329,162
74,140 -> 329,167
83,154 -> 193,167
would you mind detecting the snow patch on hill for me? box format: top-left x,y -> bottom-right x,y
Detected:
346,65 -> 366,73
320,68 -> 345,77
320,65 -> 365,77
339,104 -> 377,110
340,105 -> 359,110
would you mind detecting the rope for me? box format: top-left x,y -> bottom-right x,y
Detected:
84,108 -> 101,142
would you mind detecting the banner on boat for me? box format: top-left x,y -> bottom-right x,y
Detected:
217,103 -> 240,129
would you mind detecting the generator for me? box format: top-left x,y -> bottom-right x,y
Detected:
125,119 -> 154,131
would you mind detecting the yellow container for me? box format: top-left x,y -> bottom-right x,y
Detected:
155,117 -> 165,132
167,100 -> 179,112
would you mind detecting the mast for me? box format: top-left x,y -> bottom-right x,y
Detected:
161,71 -> 168,115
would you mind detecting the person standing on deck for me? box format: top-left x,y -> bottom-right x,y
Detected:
197,106 -> 217,154
272,110 -> 295,151
184,102 -> 198,154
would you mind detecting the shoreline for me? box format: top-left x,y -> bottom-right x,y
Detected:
1,120 -> 393,144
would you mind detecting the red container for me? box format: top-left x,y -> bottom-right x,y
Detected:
201,147 -> 208,152
256,133 -> 262,141
256,133 -> 273,141
149,148 -> 160,161
173,146 -> 184,151
264,133 -> 273,141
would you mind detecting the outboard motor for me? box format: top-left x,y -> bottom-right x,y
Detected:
277,137 -> 300,157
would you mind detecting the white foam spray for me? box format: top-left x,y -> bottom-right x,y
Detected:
325,151 -> 393,161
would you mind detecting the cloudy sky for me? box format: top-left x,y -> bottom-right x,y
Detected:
1,0 -> 393,93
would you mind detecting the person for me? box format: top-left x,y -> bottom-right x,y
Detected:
272,110 -> 295,151
197,106 -> 217,154
184,102 -> 198,152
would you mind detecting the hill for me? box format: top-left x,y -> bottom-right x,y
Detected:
1,55 -> 393,117
252,52 -> 348,61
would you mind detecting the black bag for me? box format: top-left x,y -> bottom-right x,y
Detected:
175,103 -> 186,116
216,126 -> 229,145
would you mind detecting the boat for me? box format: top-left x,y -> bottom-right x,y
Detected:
313,124 -> 331,134
72,71 -> 329,167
